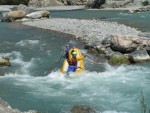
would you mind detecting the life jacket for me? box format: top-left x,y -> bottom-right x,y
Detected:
68,58 -> 77,66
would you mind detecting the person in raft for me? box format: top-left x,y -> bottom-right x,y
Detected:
67,51 -> 78,72
67,50 -> 86,72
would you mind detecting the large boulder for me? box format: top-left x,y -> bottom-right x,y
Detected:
110,34 -> 141,53
2,10 -> 26,22
86,0 -> 105,8
128,49 -> 150,62
0,57 -> 11,66
92,0 -> 105,8
26,10 -> 49,19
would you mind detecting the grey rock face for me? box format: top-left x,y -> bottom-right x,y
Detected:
129,49 -> 150,62
110,35 -> 139,53
0,98 -> 38,113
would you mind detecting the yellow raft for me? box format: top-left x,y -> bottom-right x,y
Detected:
61,47 -> 85,74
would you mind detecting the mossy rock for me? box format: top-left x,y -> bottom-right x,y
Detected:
109,54 -> 130,65
0,57 -> 11,66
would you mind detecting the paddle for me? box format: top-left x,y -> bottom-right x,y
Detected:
84,54 -> 100,64
56,50 -> 65,64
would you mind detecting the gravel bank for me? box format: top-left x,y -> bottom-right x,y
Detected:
23,18 -> 140,45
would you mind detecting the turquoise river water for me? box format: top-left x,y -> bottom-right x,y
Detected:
0,10 -> 150,113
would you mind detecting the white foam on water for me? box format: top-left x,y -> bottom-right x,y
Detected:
1,51 -> 40,74
16,40 -> 40,47
102,111 -> 129,113
0,59 -> 149,113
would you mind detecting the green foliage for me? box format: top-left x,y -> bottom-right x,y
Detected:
142,0 -> 149,6
0,0 -> 29,5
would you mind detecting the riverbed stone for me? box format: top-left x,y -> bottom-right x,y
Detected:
71,105 -> 96,113
2,10 -> 26,22
0,57 -> 11,66
109,53 -> 130,65
128,49 -> 150,62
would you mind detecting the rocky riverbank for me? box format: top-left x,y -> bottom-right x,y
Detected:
1,4 -> 150,64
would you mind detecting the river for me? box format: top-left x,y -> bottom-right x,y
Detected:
0,10 -> 150,113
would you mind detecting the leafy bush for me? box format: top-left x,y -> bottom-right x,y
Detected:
0,0 -> 29,5
142,0 -> 149,6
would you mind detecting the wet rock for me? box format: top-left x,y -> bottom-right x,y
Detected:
109,53 -> 130,65
128,49 -> 150,62
71,105 -> 96,113
26,10 -> 49,19
146,46 -> 150,55
104,47 -> 116,58
0,56 -> 11,66
101,36 -> 111,47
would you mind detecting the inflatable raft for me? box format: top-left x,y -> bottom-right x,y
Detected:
61,47 -> 85,74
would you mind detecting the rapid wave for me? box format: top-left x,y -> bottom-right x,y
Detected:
1,51 -> 150,113
16,40 -> 40,47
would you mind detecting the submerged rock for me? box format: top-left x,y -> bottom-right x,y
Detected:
71,105 -> 96,113
0,56 -> 11,66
